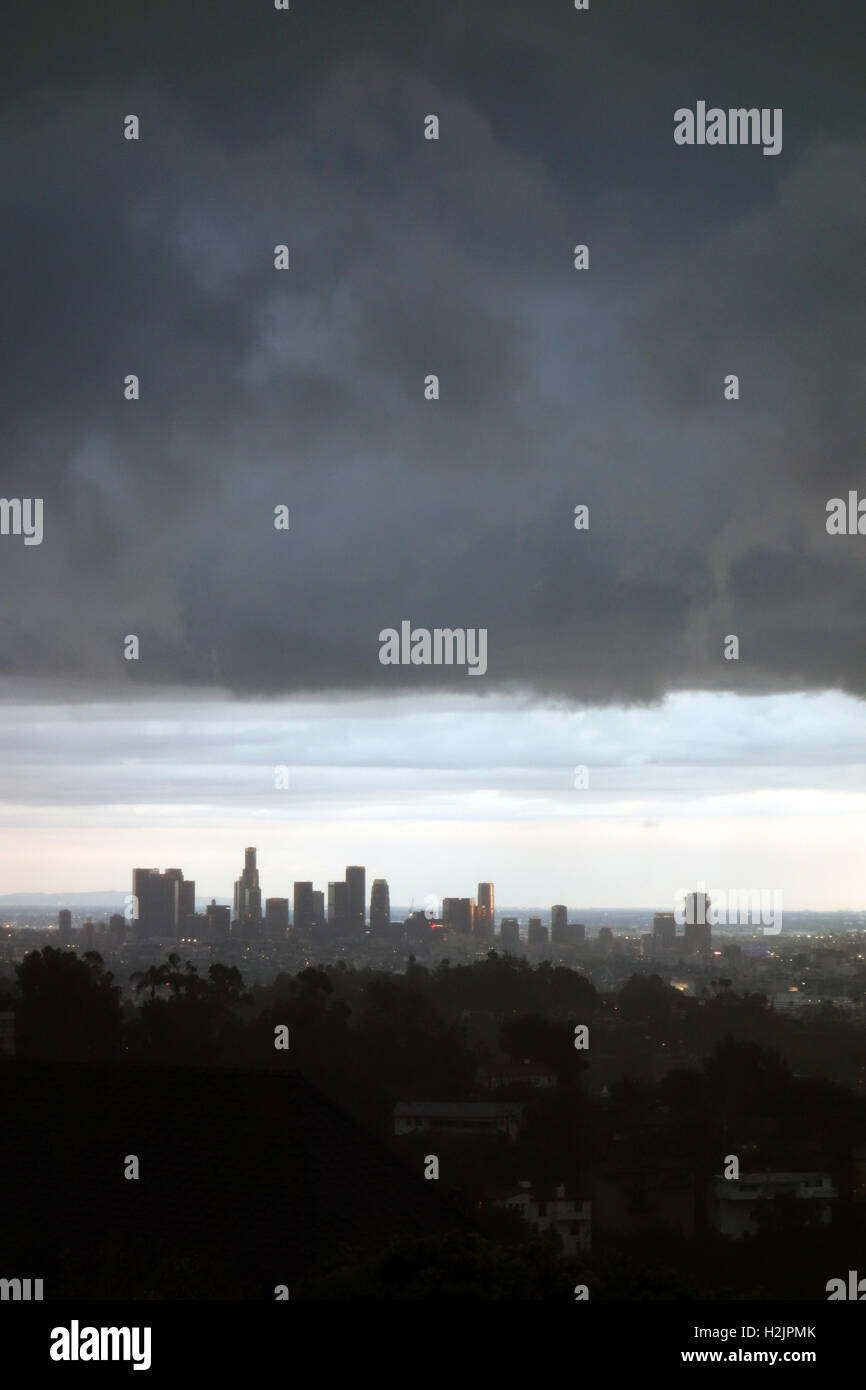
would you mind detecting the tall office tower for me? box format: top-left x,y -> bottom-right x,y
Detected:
233,848 -> 262,927
528,918 -> 549,946
163,869 -> 186,938
132,867 -> 183,940
551,905 -> 567,936
327,880 -> 349,932
370,878 -> 391,933
293,882 -> 314,937
499,917 -> 520,947
442,897 -> 475,934
404,909 -> 434,943
653,912 -> 677,946
179,879 -> 195,919
205,899 -> 230,941
345,866 -> 366,934
684,891 -> 711,927
176,878 -> 196,937
551,917 -> 576,945
475,883 -> 494,941
571,922 -> 586,945
132,867 -> 153,940
265,897 -> 289,938
684,892 -> 712,951
58,908 -> 72,944
311,890 -> 325,930
132,868 -> 155,938
109,912 -> 126,943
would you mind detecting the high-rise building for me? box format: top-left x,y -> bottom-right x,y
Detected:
233,848 -> 262,927
684,891 -> 710,926
442,897 -> 475,934
177,878 -> 196,936
58,908 -> 72,944
684,893 -> 712,951
552,918 -> 582,946
311,890 -> 325,930
265,897 -> 289,938
475,883 -> 494,941
293,882 -> 314,937
109,912 -> 126,943
404,909 -> 435,943
597,926 -> 614,949
345,866 -> 366,934
370,878 -> 391,933
328,880 -> 349,932
132,868 -> 158,938
132,867 -> 188,940
653,912 -> 677,946
551,905 -> 567,935
179,879 -> 195,918
205,899 -> 230,941
163,869 -> 185,937
499,917 -> 520,947
528,918 -> 549,946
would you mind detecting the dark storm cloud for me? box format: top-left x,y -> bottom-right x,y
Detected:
0,1 -> 864,702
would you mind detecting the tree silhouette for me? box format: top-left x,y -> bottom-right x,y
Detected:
15,947 -> 122,1061
130,962 -> 170,1004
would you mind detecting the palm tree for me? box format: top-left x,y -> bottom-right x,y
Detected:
130,961 -> 169,1003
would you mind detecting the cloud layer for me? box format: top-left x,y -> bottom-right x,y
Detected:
1,3 -> 864,707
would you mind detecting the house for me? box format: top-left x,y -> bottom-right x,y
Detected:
710,1171 -> 837,1237
393,1101 -> 523,1140
497,1181 -> 591,1256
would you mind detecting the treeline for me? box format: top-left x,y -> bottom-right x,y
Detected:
2,948 -> 865,1182
2,947 -> 864,1085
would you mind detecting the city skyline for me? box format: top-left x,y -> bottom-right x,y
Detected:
22,854 -> 723,948
3,843 -> 862,922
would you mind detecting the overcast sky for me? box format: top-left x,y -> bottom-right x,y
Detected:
1,1 -> 864,907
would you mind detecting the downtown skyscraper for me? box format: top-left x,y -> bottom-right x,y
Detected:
131,866 -> 195,941
233,847 -> 262,929
345,866 -> 366,934
369,878 -> 390,933
475,883 -> 494,942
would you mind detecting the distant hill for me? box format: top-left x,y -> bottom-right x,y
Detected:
0,891 -> 128,907
0,892 -> 233,908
